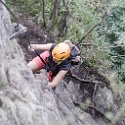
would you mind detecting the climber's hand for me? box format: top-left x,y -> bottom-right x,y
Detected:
28,44 -> 36,52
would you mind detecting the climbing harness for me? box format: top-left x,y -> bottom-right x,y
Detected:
0,0 -> 27,40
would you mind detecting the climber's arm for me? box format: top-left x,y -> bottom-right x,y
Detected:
31,43 -> 53,51
48,70 -> 68,88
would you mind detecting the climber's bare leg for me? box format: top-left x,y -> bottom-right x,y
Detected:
28,61 -> 41,73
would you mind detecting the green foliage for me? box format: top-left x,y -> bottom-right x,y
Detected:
67,1 -> 98,41
98,0 -> 125,82
7,0 -> 40,15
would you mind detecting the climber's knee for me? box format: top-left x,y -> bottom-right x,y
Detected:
28,61 -> 41,73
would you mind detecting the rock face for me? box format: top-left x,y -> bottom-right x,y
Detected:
0,1 -> 125,125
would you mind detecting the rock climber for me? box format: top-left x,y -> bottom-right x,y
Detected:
28,40 -> 72,89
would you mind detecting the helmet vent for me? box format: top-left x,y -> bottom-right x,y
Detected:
60,52 -> 65,54
60,56 -> 65,59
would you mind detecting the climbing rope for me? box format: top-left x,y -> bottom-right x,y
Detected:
50,89 -> 85,125
0,0 -> 19,26
0,0 -> 27,40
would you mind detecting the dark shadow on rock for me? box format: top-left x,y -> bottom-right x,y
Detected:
0,99 -> 3,107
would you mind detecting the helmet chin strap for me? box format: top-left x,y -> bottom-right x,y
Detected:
57,60 -> 63,65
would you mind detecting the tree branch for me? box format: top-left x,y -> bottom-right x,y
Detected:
76,22 -> 101,46
67,73 -> 103,85
41,0 -> 46,28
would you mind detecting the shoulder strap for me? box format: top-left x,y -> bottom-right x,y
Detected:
49,43 -> 56,52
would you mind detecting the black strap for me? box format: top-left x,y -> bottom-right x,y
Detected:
49,43 -> 56,52
0,0 -> 19,27
34,50 -> 52,72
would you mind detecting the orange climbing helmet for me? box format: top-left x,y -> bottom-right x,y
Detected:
52,42 -> 71,61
